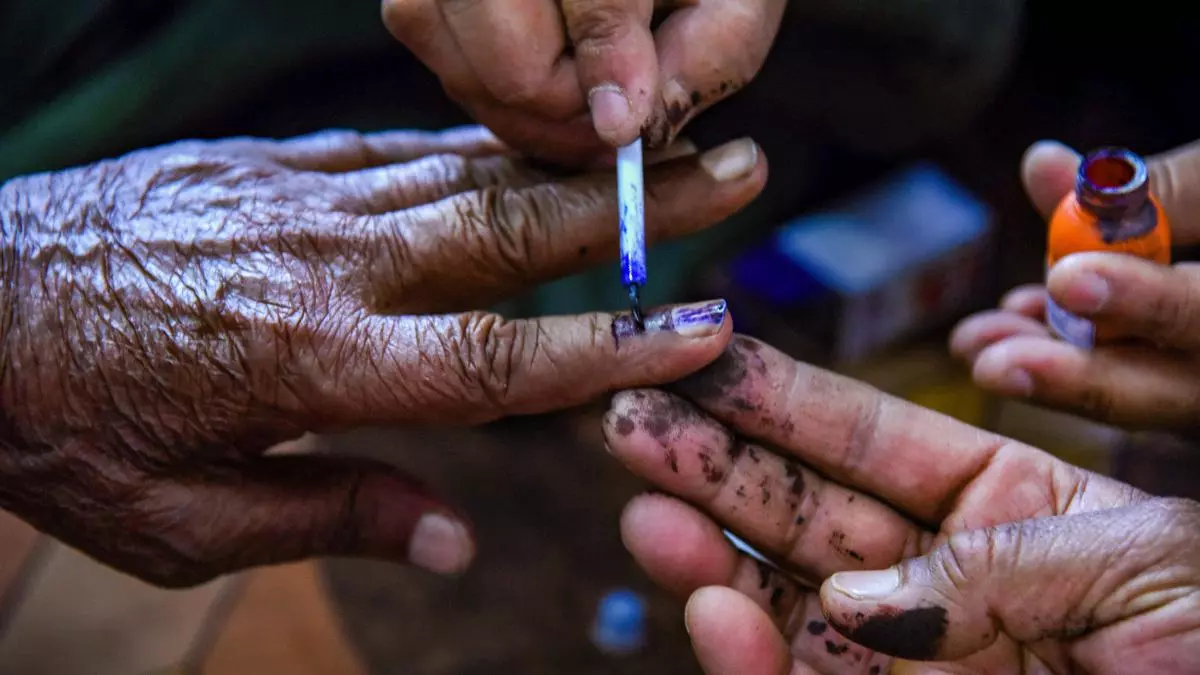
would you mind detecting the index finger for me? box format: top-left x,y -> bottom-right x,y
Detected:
668,336 -> 1018,524
300,301 -> 733,428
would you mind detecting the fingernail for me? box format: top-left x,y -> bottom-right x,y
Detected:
612,299 -> 728,340
408,513 -> 474,575
997,368 -> 1034,397
830,567 -> 901,600
700,139 -> 758,182
589,84 -> 633,141
1061,272 -> 1109,314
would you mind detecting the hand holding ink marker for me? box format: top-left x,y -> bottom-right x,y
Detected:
1045,147 -> 1172,349
618,138 -> 647,330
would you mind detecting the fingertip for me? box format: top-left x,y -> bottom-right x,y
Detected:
619,493 -> 737,597
1021,139 -> 1082,218
686,586 -> 791,675
998,284 -> 1048,317
408,511 -> 476,576
949,310 -> 1051,363
972,339 -> 1040,398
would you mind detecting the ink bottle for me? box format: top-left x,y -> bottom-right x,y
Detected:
1045,147 -> 1171,348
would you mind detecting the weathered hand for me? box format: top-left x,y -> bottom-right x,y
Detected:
382,0 -> 787,166
0,127 -> 765,586
951,139 -> 1200,430
604,336 -> 1200,673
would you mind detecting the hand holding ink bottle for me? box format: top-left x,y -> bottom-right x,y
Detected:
1045,147 -> 1172,348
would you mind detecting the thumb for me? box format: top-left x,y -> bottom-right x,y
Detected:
1022,137 -> 1200,245
154,455 -> 474,586
817,503 -> 1181,662
563,0 -> 658,146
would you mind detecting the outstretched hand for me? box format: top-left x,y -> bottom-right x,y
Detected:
604,336 -> 1200,673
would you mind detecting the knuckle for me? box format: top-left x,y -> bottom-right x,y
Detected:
486,70 -> 552,107
933,524 -> 1011,593
123,490 -> 224,588
564,2 -> 631,49
455,311 -> 527,411
1149,267 -> 1200,346
1075,382 -> 1118,422
455,186 -> 555,281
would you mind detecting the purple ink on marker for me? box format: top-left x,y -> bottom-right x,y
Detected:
618,138 -> 647,329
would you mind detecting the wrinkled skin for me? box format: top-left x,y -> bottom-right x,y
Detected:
383,0 -> 788,166
952,138 -> 1200,432
0,125 -> 767,586
605,335 -> 1200,674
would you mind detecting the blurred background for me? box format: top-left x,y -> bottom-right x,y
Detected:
2,2 -> 1200,673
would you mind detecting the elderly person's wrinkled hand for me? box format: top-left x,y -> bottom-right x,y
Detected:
951,138 -> 1200,431
382,0 -> 787,167
604,336 -> 1200,673
0,126 -> 765,586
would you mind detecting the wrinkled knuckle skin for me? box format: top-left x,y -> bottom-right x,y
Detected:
486,71 -> 551,108
457,311 -> 523,413
455,186 -> 550,284
931,524 -> 1016,596
564,3 -> 629,49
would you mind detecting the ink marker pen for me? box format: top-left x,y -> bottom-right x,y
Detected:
617,138 -> 647,330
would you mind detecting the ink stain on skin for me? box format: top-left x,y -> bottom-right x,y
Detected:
847,495 -> 856,503
690,90 -> 702,105
837,605 -> 950,662
829,531 -> 864,562
613,301 -> 727,346
806,621 -> 827,636
665,101 -> 689,126
825,641 -> 849,656
759,476 -> 771,505
756,561 -> 772,589
795,513 -> 806,525
699,453 -> 724,483
788,465 -> 805,497
614,416 -> 635,437
645,413 -> 671,439
769,586 -> 784,613
671,336 -> 768,406
664,448 -> 679,473
747,447 -> 760,463
728,441 -> 746,461
736,485 -> 746,499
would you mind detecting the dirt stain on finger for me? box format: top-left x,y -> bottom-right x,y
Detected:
670,336 -> 768,407
832,604 -> 949,662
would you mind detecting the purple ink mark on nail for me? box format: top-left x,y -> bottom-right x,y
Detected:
611,300 -> 727,343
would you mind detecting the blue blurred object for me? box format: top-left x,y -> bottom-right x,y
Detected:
695,163 -> 995,365
590,588 -> 647,655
